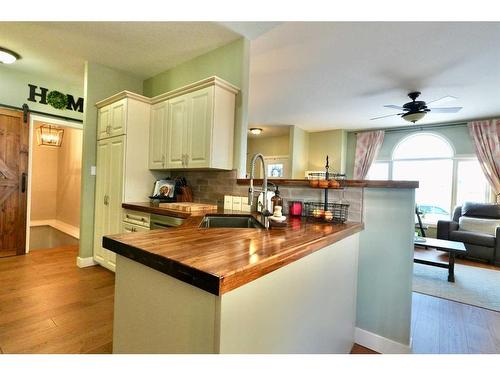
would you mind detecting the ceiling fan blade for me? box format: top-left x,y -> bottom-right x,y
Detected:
383,105 -> 405,110
428,107 -> 463,113
370,113 -> 403,120
426,95 -> 457,106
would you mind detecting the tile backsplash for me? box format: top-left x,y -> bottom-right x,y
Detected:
180,170 -> 363,222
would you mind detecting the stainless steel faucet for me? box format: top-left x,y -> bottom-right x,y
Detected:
248,153 -> 272,229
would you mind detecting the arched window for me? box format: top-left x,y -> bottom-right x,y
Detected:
392,133 -> 454,223
392,133 -> 454,160
367,131 -> 489,225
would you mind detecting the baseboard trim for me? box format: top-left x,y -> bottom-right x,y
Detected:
77,256 -> 97,268
354,327 -> 412,354
31,219 -> 80,239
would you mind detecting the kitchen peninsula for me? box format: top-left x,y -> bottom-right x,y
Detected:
103,179 -> 418,354
104,212 -> 362,353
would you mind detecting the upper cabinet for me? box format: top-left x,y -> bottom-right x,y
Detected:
97,98 -> 128,140
148,77 -> 239,170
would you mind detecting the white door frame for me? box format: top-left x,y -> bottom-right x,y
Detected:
26,114 -> 83,253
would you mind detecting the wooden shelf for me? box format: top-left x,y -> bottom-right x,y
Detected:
236,179 -> 419,189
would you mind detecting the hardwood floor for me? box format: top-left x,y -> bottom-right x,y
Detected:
411,292 -> 500,354
0,245 -> 114,354
1,246 -> 498,354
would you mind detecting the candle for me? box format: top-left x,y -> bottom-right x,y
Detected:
289,201 -> 303,216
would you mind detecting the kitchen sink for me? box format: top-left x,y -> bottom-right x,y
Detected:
199,215 -> 264,229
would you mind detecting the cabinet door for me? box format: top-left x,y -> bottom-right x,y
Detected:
93,136 -> 125,272
186,87 -> 213,168
105,136 -> 125,271
109,99 -> 128,138
165,95 -> 188,169
93,138 -> 111,265
149,101 -> 167,169
97,106 -> 111,140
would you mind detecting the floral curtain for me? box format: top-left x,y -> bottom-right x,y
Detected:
353,130 -> 385,180
468,119 -> 500,196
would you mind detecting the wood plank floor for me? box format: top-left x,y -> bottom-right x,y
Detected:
411,292 -> 500,354
1,246 -> 498,354
0,245 -> 115,354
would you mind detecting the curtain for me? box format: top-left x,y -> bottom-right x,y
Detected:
353,130 -> 385,180
468,120 -> 500,196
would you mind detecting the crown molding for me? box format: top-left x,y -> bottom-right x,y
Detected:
95,90 -> 151,108
95,76 -> 240,109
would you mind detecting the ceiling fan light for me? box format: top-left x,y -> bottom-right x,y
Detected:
249,127 -> 263,135
0,47 -> 20,64
402,111 -> 426,124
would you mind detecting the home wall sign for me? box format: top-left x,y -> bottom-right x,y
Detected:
27,84 -> 84,113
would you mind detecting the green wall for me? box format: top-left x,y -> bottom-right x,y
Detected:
0,65 -> 83,121
289,125 -> 309,178
345,123 -> 475,178
143,38 -> 250,177
307,129 -> 347,174
79,62 -> 143,259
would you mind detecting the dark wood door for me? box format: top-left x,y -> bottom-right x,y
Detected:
0,108 -> 28,257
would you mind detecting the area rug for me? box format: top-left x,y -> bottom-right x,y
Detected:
413,262 -> 500,312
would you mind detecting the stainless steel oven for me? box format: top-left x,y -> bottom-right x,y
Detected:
150,214 -> 185,229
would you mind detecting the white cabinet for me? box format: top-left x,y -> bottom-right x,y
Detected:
98,98 -> 128,140
149,77 -> 239,171
149,101 -> 168,169
165,95 -> 189,169
94,136 -> 125,271
93,93 -> 155,272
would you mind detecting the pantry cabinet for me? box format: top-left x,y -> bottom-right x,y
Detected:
93,93 -> 155,272
149,77 -> 239,171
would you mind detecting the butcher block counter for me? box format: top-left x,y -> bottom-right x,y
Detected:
104,211 -> 362,295
103,209 -> 363,354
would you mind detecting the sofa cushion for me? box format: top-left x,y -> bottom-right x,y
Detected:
461,202 -> 500,219
458,216 -> 500,236
450,230 -> 495,247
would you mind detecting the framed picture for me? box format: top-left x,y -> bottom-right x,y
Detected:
152,179 -> 175,198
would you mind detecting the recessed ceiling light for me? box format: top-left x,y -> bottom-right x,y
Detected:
0,47 -> 20,64
249,128 -> 263,135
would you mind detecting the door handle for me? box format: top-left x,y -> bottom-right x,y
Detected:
21,173 -> 27,193
104,195 -> 109,205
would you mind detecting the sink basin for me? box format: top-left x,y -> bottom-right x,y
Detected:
199,215 -> 264,229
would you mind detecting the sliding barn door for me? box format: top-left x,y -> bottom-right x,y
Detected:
0,108 -> 28,257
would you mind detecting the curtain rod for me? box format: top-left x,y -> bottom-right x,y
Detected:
0,102 -> 83,124
351,121 -> 469,135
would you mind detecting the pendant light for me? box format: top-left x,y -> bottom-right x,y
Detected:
36,124 -> 64,147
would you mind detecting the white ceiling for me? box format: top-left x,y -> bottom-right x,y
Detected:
0,22 -> 244,85
248,22 -> 500,130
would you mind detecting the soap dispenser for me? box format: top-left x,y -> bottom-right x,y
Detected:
271,185 -> 283,211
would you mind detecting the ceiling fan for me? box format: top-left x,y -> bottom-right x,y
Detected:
370,92 -> 463,123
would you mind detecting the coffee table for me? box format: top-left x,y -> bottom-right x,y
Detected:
414,237 -> 467,282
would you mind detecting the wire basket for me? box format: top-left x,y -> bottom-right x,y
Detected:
304,201 -> 350,223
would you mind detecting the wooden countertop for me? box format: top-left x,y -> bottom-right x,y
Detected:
236,179 -> 419,189
122,202 -> 194,218
103,211 -> 363,296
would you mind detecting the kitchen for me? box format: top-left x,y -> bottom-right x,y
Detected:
91,72 -> 417,353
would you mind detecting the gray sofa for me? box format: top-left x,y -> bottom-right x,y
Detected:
437,202 -> 500,265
